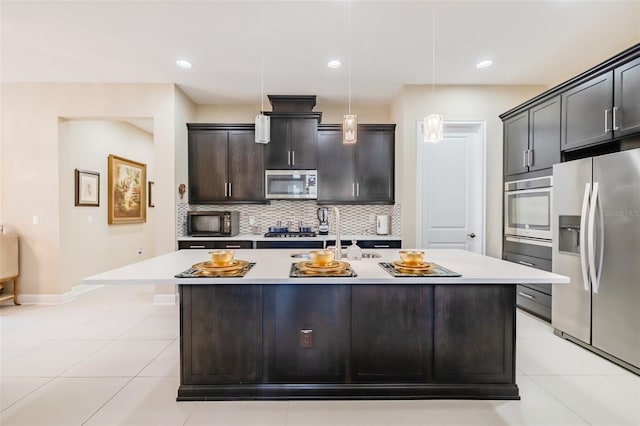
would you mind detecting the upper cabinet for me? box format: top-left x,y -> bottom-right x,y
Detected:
318,124 -> 395,204
265,113 -> 320,169
502,43 -> 640,174
187,124 -> 265,204
504,96 -> 561,178
561,72 -> 613,150
264,95 -> 321,170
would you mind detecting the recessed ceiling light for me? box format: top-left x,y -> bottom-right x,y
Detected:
176,59 -> 193,69
476,60 -> 493,69
328,60 -> 342,69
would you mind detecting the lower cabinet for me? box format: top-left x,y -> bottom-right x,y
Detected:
503,250 -> 552,322
265,285 -> 348,382
180,285 -> 263,385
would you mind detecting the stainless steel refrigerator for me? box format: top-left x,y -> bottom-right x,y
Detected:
552,148 -> 640,372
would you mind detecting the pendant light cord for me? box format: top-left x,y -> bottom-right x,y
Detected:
432,0 -> 436,111
348,0 -> 352,115
260,0 -> 265,113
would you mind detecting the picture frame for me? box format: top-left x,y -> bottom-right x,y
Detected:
75,169 -> 100,207
148,181 -> 155,208
107,154 -> 146,224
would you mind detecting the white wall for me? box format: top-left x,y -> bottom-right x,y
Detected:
58,120 -> 155,294
391,84 -> 547,258
0,83 -> 176,298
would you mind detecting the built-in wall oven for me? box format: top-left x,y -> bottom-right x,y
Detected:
504,176 -> 553,243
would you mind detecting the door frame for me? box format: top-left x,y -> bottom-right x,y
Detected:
415,120 -> 487,254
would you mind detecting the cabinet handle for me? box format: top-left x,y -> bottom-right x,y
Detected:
287,151 -> 291,166
356,183 -> 360,197
228,183 -> 232,197
518,291 -> 535,300
352,183 -> 355,197
374,244 -> 390,248
189,245 -> 206,249
291,151 -> 295,165
223,245 -> 242,249
523,151 -> 528,168
604,109 -> 610,133
527,149 -> 534,167
224,182 -> 228,197
613,106 -> 620,131
518,260 -> 535,267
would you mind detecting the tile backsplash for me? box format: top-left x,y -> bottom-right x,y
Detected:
176,201 -> 401,238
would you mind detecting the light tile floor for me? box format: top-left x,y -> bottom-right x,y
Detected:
1,285 -> 638,426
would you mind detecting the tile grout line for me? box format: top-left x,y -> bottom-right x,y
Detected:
527,374 -> 595,426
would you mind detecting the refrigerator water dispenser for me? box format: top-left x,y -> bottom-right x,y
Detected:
558,215 -> 581,254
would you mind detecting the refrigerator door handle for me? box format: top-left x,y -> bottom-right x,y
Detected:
594,182 -> 605,293
580,183 -> 591,292
588,182 -> 603,293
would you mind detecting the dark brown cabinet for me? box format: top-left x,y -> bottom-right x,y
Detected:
178,240 -> 253,250
265,114 -> 320,169
561,72 -> 614,151
180,285 -> 262,385
187,124 -> 265,203
265,285 -> 348,382
318,124 -> 395,204
613,57 -> 640,137
504,97 -> 560,178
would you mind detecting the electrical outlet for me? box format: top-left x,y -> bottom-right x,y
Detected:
369,214 -> 375,224
300,329 -> 313,349
32,216 -> 39,225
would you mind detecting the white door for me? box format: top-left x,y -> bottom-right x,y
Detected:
416,121 -> 486,253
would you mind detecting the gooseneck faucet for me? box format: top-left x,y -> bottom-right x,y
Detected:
332,206 -> 342,260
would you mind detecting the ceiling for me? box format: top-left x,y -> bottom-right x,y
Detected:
2,1 -> 639,107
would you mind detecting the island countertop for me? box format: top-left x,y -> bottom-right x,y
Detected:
82,248 -> 569,286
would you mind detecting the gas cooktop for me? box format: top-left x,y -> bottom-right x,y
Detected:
264,231 -> 317,238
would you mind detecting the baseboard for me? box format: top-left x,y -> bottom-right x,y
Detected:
153,292 -> 178,305
15,284 -> 102,305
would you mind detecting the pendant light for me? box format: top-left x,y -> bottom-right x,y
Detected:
424,0 -> 443,143
343,1 -> 357,144
255,0 -> 270,144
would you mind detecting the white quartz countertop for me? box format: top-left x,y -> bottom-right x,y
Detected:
82,249 -> 569,286
177,234 -> 401,242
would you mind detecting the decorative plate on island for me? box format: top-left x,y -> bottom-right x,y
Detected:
175,262 -> 255,278
296,260 -> 347,273
192,259 -> 250,272
391,260 -> 434,271
291,262 -> 357,278
380,262 -> 461,278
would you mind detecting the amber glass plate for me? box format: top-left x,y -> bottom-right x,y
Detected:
392,260 -> 434,271
192,259 -> 249,272
296,260 -> 350,274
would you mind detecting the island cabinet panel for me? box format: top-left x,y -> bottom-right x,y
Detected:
264,285 -> 348,382
433,285 -> 515,384
351,285 -> 433,382
180,285 -> 262,385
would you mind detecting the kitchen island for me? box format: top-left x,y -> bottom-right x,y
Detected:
83,249 -> 569,401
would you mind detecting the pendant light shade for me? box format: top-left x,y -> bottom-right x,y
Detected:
343,114 -> 357,144
255,113 -> 270,144
424,114 -> 444,143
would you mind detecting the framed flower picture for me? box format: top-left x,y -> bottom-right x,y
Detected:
75,169 -> 100,207
107,154 -> 146,224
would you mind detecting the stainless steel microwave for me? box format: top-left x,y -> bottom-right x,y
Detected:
186,211 -> 240,236
504,176 -> 553,241
265,170 -> 317,200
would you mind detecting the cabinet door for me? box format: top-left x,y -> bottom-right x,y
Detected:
561,72 -> 613,151
228,130 -> 264,201
265,118 -> 290,169
614,57 -> 640,137
266,285 -> 348,382
290,118 -> 318,169
503,111 -> 529,176
529,96 -> 561,172
188,130 -> 228,203
352,285 -> 432,382
181,285 -> 262,384
317,130 -> 355,202
355,128 -> 394,202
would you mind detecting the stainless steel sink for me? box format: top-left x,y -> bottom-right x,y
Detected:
289,251 -> 381,259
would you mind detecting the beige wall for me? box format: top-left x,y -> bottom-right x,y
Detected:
391,84 -> 547,258
195,102 -> 390,124
59,120 -> 155,294
0,83 -> 177,298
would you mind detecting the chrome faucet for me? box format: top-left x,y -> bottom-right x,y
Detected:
332,206 -> 342,260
